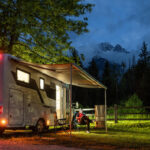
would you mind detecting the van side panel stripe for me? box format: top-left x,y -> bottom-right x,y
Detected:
12,71 -> 45,103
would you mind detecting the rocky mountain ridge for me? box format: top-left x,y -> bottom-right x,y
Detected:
97,42 -> 129,53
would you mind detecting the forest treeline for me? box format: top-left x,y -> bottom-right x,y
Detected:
73,42 -> 150,107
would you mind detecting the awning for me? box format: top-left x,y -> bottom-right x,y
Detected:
9,54 -> 107,133
10,55 -> 106,89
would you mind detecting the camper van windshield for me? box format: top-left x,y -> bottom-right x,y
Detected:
17,70 -> 30,83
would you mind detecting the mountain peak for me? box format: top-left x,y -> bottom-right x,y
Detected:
98,42 -> 114,52
114,44 -> 122,50
97,42 -> 129,53
113,44 -> 129,53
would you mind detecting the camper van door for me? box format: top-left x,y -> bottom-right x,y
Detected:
8,89 -> 24,125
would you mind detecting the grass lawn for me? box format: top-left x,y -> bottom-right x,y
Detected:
43,121 -> 150,149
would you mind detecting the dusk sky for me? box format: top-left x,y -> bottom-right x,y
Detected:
71,0 -> 150,57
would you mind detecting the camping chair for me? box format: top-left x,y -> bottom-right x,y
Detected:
54,117 -> 69,134
72,112 -> 90,131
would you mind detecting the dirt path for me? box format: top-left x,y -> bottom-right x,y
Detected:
0,137 -> 134,150
0,139 -> 126,150
0,140 -> 85,150
0,130 -> 142,150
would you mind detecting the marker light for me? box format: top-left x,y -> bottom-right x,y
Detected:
0,119 -> 7,126
1,119 -> 6,125
0,106 -> 3,114
0,53 -> 3,61
47,120 -> 50,126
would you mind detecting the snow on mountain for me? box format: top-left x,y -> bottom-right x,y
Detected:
98,42 -> 129,53
98,42 -> 114,52
79,42 -> 139,67
94,42 -> 131,65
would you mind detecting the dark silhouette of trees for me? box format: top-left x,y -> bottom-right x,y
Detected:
119,41 -> 150,106
139,42 -> 150,66
87,58 -> 99,80
121,61 -> 126,74
135,42 -> 150,105
101,61 -> 112,106
102,61 -> 111,86
74,41 -> 150,107
102,61 -> 120,105
70,48 -> 84,67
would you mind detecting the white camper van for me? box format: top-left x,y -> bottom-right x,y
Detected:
0,54 -> 69,134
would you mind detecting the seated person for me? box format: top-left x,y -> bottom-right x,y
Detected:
75,109 -> 90,133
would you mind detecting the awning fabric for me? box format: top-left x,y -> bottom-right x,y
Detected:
10,55 -> 107,89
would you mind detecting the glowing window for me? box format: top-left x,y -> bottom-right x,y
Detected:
40,78 -> 45,90
17,70 -> 30,83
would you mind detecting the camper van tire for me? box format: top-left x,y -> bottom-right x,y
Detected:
36,119 -> 46,133
0,128 -> 4,134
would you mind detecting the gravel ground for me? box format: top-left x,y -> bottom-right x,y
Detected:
0,130 -> 139,150
0,140 -> 85,150
0,130 -> 86,150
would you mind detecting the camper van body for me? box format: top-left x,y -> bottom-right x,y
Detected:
0,54 -> 69,133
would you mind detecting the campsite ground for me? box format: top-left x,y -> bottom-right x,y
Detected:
1,121 -> 150,150
0,130 -> 129,150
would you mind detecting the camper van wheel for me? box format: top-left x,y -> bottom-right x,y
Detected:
36,119 -> 45,133
0,128 -> 4,134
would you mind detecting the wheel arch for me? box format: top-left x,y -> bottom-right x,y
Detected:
36,118 -> 46,126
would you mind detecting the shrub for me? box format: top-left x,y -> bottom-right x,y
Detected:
107,94 -> 146,119
123,94 -> 145,113
125,94 -> 143,107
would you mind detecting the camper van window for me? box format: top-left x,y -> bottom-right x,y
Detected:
40,78 -> 45,90
17,69 -> 30,83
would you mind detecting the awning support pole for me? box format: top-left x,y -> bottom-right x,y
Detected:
69,64 -> 72,135
104,89 -> 107,133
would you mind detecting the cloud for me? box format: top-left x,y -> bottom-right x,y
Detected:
71,0 -> 150,57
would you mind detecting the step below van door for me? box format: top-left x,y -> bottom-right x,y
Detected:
8,89 -> 24,125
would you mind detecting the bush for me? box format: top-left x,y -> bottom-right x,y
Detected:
107,94 -> 146,119
123,94 -> 145,113
125,94 -> 143,107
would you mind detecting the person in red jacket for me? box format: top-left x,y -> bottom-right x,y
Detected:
76,109 -> 90,133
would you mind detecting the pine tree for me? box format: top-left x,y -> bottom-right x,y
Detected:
119,42 -> 150,106
102,61 -> 111,86
135,42 -> 150,105
70,48 -> 84,67
121,61 -> 126,74
139,41 -> 150,66
88,58 -> 99,80
102,61 -> 113,105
